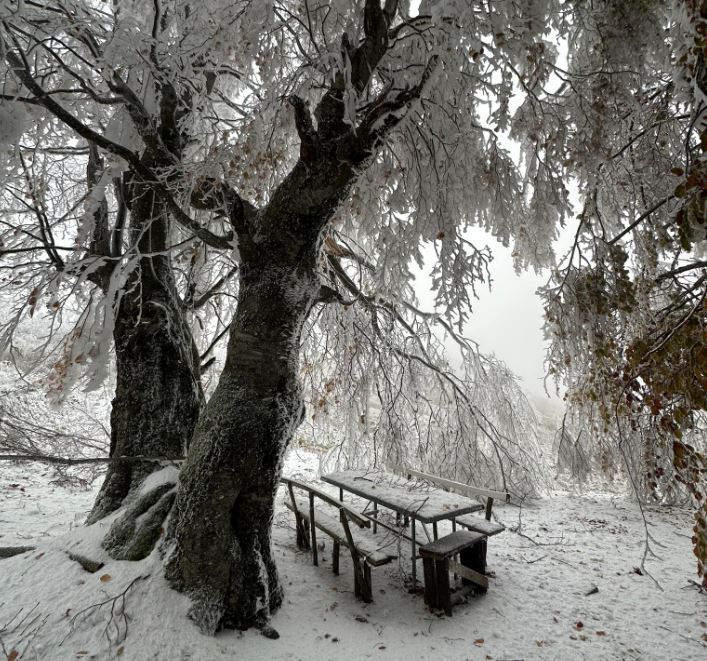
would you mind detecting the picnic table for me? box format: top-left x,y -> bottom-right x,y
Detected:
321,469 -> 485,586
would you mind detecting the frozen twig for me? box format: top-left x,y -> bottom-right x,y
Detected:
61,575 -> 148,647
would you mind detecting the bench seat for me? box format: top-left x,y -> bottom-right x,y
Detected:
419,530 -> 488,615
284,496 -> 396,566
455,514 -> 506,536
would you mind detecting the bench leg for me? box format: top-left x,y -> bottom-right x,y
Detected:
341,511 -> 372,603
354,562 -> 372,602
435,558 -> 452,616
295,514 -> 310,550
310,520 -> 318,566
309,493 -> 318,566
422,557 -> 438,609
332,541 -> 340,575
459,538 -> 487,593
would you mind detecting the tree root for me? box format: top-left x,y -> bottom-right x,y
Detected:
0,546 -> 35,559
103,483 -> 176,561
67,552 -> 104,573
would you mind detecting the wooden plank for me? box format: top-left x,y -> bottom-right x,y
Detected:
419,530 -> 485,559
448,560 -> 489,589
281,476 -> 370,528
321,470 -> 484,523
284,497 -> 396,566
455,514 -> 505,536
387,464 -> 510,502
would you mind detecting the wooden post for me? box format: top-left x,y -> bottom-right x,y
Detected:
485,497 -> 494,521
451,517 -> 457,579
288,483 -> 309,550
422,557 -> 437,609
372,502 -> 378,534
309,491 -> 318,566
435,558 -> 452,616
332,541 -> 340,575
341,510 -> 371,603
459,537 -> 487,593
432,522 -> 438,540
410,518 -> 417,588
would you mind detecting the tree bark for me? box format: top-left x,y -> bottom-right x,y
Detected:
87,180 -> 202,524
164,218 -> 321,634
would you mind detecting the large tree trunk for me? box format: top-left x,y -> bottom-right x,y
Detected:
165,224 -> 320,634
87,180 -> 202,525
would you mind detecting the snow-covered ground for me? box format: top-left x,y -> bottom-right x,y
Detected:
0,449 -> 705,661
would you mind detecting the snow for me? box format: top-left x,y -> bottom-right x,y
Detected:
1,450 -> 705,661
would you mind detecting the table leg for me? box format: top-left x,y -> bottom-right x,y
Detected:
451,517 -> 457,580
411,518 -> 417,588
373,502 -> 378,534
433,522 -> 438,540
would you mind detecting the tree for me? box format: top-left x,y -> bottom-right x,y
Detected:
539,0 -> 707,585
0,4 -> 206,526
1,0 -> 705,635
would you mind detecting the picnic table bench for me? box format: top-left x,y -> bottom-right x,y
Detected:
281,476 -> 396,602
419,530 -> 488,615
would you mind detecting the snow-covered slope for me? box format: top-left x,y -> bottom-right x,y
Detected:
0,449 -> 704,661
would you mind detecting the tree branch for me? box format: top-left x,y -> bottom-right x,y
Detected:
1,29 -> 234,250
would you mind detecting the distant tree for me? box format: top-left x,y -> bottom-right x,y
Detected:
1,0 -> 704,636
539,0 -> 707,585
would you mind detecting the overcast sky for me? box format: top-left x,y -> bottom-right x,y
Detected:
416,224 -> 572,418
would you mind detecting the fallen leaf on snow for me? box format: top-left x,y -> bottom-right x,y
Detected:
596,630 -> 607,636
99,574 -> 112,582
474,638 -> 484,646
8,650 -> 19,661
574,621 -> 584,630
116,647 -> 124,657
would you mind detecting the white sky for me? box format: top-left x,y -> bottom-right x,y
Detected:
415,223 -> 574,418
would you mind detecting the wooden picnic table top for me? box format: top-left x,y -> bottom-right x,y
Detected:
321,469 -> 484,524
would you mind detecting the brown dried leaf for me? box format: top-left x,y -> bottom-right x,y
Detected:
474,638 -> 484,646
99,573 -> 112,582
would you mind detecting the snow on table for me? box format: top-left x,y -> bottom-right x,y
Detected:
321,469 -> 485,523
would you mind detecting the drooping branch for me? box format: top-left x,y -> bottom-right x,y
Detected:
360,54 -> 439,143
1,30 -> 235,250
